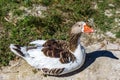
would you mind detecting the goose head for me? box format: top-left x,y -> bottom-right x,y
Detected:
71,21 -> 94,34
69,21 -> 94,51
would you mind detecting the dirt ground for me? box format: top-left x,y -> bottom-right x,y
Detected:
0,40 -> 120,80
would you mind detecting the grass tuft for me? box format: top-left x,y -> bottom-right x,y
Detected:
116,31 -> 120,38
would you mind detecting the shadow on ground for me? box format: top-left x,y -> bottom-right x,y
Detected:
56,50 -> 119,77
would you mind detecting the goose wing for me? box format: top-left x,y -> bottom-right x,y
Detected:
41,39 -> 76,64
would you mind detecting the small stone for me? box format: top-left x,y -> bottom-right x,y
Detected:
27,10 -> 31,13
19,6 -> 26,10
116,9 -> 120,14
108,4 -> 115,7
114,18 -> 120,23
104,9 -> 113,17
91,2 -> 98,9
37,11 -> 42,15
105,32 -> 116,38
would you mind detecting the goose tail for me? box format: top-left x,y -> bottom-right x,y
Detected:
10,44 -> 26,58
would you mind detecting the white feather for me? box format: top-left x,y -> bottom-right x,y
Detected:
30,40 -> 46,46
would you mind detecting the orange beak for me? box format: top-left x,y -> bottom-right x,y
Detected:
83,25 -> 94,33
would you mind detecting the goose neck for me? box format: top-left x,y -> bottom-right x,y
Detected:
69,33 -> 82,52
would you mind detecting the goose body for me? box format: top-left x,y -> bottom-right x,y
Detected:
10,21 -> 94,75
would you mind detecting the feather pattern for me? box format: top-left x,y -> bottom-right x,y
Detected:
41,68 -> 65,75
41,39 -> 76,63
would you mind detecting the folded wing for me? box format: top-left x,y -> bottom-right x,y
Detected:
41,39 -> 76,64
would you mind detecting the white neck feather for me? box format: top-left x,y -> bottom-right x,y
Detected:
74,41 -> 86,64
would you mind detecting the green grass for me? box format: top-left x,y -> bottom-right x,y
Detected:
0,0 -> 120,66
116,31 -> 120,38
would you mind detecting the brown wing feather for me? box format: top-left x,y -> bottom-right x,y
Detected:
41,39 -> 76,63
41,47 -> 61,58
41,68 -> 65,75
59,51 -> 76,63
42,39 -> 68,49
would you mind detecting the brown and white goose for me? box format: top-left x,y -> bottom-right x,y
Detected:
10,21 -> 94,75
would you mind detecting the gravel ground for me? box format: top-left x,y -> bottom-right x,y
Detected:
0,39 -> 120,80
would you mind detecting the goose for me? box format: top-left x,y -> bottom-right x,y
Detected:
10,21 -> 94,75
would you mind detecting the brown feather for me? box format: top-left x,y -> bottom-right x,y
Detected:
41,33 -> 81,64
41,39 -> 76,63
69,33 -> 81,51
41,68 -> 65,75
